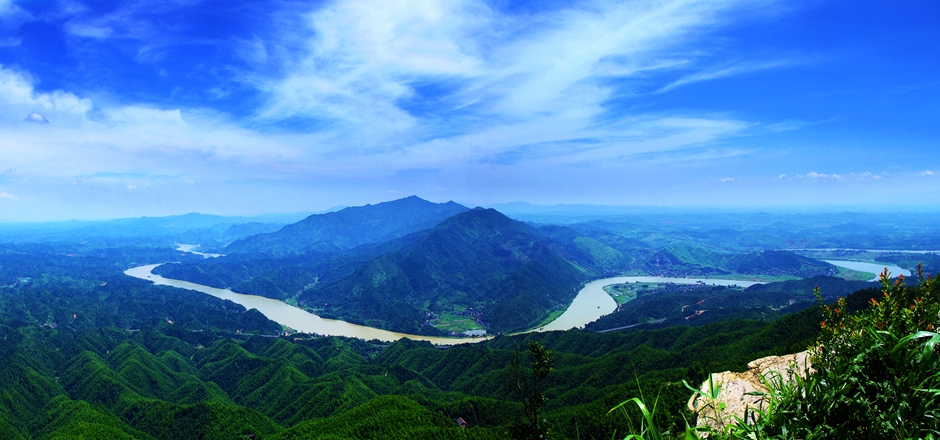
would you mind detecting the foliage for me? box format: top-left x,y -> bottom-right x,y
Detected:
508,341 -> 557,440
760,266 -> 940,438
298,208 -> 587,334
586,276 -> 872,333
621,266 -> 940,440
0,229 -> 881,439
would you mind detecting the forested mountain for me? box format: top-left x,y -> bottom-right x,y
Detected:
302,208 -> 587,334
0,208 -> 933,439
643,247 -> 836,278
158,207 -> 592,334
0,292 -> 836,439
558,212 -> 940,254
536,224 -> 650,275
152,202 -> 850,335
225,196 -> 469,257
585,276 -> 876,332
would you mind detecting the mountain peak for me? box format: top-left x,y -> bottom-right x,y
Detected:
225,197 -> 469,257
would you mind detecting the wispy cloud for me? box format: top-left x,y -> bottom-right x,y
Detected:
0,192 -> 16,200
25,112 -> 48,123
792,171 -> 896,181
656,59 -> 793,93
256,0 -> 487,141
0,65 -> 92,117
0,65 -> 298,183
250,0 -> 770,164
9,0 -> 935,218
64,22 -> 113,39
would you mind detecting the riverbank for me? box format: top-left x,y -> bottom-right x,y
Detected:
126,264 -> 489,346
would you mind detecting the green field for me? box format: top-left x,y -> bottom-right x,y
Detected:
603,284 -> 641,304
835,265 -> 877,281
430,311 -> 485,333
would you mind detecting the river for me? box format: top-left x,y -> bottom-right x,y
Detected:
791,248 -> 940,254
125,264 -> 488,345
823,260 -> 911,282
537,276 -> 763,332
125,257 -> 898,342
175,243 -> 223,258
128,263 -> 759,340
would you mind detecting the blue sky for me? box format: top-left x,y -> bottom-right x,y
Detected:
0,0 -> 937,221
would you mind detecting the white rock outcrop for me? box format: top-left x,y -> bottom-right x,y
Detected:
687,351 -> 811,432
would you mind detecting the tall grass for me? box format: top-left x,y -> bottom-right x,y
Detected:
611,265 -> 940,439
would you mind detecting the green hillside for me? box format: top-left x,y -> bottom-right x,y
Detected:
0,237 -> 920,439
305,208 -> 588,334
0,297 -> 835,439
642,247 -> 835,279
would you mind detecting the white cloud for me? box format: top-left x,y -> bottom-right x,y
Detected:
251,0 -> 770,164
3,0 -> 819,219
257,0 -> 487,140
799,171 -> 842,179
483,0 -> 732,116
719,177 -> 734,182
0,192 -> 16,200
0,0 -> 17,15
234,35 -> 269,65
0,65 -> 92,116
65,22 -> 114,39
0,65 -> 302,185
25,112 -> 48,123
921,170 -> 935,176
656,60 -> 792,93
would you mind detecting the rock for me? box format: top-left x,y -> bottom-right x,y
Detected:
687,351 -> 811,433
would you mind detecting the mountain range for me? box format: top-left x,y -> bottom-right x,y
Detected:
155,196 -> 865,335
224,196 -> 469,257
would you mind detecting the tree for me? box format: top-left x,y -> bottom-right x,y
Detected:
508,341 -> 556,440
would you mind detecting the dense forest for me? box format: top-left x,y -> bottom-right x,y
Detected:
0,294 -> 833,439
2,204 -> 937,438
153,198 -> 883,335
0,236 -> 858,439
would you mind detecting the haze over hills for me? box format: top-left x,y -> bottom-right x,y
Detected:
643,248 -> 837,278
1,194 -> 938,438
149,196 -> 911,337
0,212 -> 313,246
225,196 -> 469,257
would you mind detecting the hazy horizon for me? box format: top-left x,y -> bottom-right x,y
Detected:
1,0 -> 938,221
3,195 -> 940,224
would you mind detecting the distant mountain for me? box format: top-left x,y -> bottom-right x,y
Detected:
536,224 -> 650,275
302,208 -> 587,334
585,275 -> 877,333
0,212 -> 313,245
642,247 -> 835,278
725,250 -> 837,277
225,196 -> 469,257
642,245 -> 734,277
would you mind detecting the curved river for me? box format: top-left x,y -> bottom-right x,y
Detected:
538,276 -> 763,332
823,260 -> 911,282
126,264 -> 775,341
125,264 -> 488,345
127,258 -> 904,341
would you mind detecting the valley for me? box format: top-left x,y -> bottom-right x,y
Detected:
1,197 -> 936,439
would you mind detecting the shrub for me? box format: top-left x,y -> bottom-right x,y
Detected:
616,264 -> 940,439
